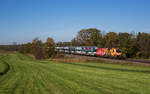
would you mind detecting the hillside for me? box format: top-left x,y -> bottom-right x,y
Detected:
0,53 -> 150,94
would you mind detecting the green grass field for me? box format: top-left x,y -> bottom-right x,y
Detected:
0,53 -> 150,94
0,55 -> 9,75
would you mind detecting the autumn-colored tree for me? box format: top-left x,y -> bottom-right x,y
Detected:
31,38 -> 44,59
43,37 -> 55,58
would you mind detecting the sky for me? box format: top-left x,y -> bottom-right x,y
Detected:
0,0 -> 150,44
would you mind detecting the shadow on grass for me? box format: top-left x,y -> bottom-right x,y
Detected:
0,55 -> 10,76
0,61 -> 10,75
64,63 -> 150,74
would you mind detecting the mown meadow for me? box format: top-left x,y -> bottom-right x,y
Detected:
0,53 -> 150,94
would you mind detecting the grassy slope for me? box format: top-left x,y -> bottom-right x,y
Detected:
0,53 -> 150,94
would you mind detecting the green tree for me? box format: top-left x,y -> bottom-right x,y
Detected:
19,43 -> 31,54
104,32 -> 119,48
43,37 -> 55,58
71,38 -> 79,46
118,33 -> 133,58
75,28 -> 103,46
136,32 -> 150,58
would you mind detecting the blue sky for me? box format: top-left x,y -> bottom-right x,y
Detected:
0,0 -> 150,44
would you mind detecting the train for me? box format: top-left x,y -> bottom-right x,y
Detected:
55,46 -> 122,59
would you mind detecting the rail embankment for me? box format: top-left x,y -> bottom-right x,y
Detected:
51,53 -> 150,66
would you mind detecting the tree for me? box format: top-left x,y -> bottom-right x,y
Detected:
43,37 -> 55,58
71,38 -> 79,46
136,32 -> 150,58
56,42 -> 72,47
118,33 -> 131,48
104,32 -> 119,48
31,38 -> 44,59
75,28 -> 103,46
117,32 -> 137,58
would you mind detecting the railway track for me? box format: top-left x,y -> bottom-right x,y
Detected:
125,59 -> 150,64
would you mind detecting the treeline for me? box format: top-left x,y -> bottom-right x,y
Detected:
19,37 -> 55,59
0,28 -> 150,59
0,42 -> 19,52
0,37 -> 55,59
56,28 -> 150,59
